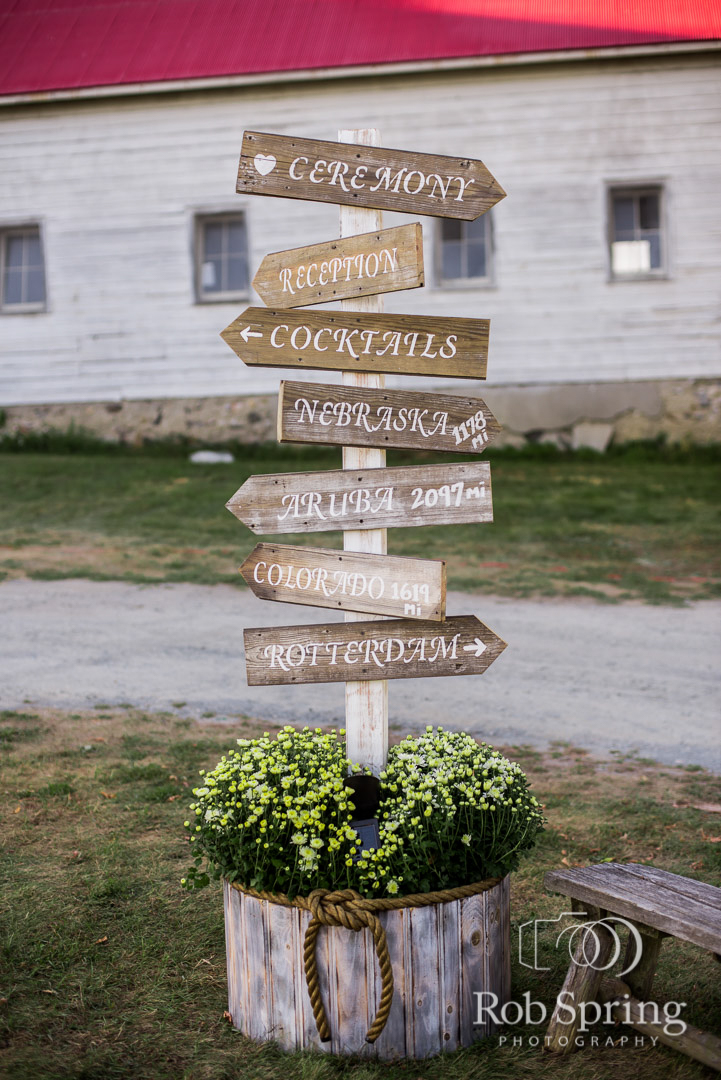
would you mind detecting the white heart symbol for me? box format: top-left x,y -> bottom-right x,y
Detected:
254,153 -> 276,176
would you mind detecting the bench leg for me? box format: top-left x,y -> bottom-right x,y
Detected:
599,977 -> 721,1074
545,920 -> 614,1054
623,926 -> 663,1000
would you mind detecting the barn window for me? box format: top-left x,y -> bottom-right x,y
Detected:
195,213 -> 249,302
437,214 -> 493,286
609,187 -> 665,278
0,225 -> 47,313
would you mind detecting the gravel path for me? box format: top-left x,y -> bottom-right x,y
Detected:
1,578 -> 719,768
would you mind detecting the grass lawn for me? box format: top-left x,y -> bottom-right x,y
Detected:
1,707 -> 720,1080
0,441 -> 719,604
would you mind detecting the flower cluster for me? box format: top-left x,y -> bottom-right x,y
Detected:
354,727 -> 545,896
182,726 -> 544,899
182,727 -> 364,897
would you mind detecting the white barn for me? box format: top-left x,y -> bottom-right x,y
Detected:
1,0 -> 720,447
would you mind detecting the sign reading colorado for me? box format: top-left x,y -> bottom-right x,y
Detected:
237,131 -> 506,221
241,543 -> 446,621
243,615 -> 507,686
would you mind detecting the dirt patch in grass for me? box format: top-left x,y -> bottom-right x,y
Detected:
3,534 -> 719,603
0,535 -> 244,586
1,708 -> 719,1079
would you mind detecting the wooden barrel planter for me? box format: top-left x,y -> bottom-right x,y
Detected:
223,875 -> 510,1059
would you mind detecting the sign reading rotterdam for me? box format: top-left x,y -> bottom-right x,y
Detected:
244,615 -> 507,686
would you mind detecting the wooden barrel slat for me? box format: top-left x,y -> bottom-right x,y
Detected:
266,902 -> 297,1047
409,905 -> 442,1056
224,878 -> 509,1059
500,876 -> 512,1006
439,898 -> 461,1051
372,908 -> 408,1059
223,882 -> 246,1032
459,890 -> 486,1045
242,895 -> 270,1040
294,908 -> 326,1051
331,925 -> 371,1053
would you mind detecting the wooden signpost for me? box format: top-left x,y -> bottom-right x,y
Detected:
220,306 -> 489,379
226,461 -> 492,534
252,223 -> 424,308
237,131 -> 506,220
221,127 -> 511,1059
244,615 -> 506,686
278,380 -> 501,454
240,543 -> 446,621
337,127 -> 388,776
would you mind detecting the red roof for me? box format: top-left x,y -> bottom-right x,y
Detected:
1,0 -> 719,97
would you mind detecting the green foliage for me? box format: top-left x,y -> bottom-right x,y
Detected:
0,711 -> 44,746
183,727 -> 364,897
36,779 -> 75,798
183,726 -> 544,899
367,728 -> 545,894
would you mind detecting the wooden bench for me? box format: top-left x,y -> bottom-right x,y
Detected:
543,862 -> 721,1072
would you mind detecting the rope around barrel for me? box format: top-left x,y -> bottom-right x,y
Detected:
230,877 -> 501,1044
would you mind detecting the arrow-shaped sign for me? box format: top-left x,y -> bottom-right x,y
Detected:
278,381 -> 501,455
252,223 -> 424,309
237,131 -> 506,221
243,615 -> 506,686
221,307 -> 489,380
226,461 -> 492,535
240,543 -> 446,621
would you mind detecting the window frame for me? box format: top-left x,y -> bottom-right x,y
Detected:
434,212 -> 495,290
0,222 -> 48,314
193,210 -> 251,304
606,183 -> 668,282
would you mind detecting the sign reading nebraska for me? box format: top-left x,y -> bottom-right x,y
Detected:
237,131 -> 506,221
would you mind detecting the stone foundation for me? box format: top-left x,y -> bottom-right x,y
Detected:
0,393 -> 277,447
2,378 -> 720,449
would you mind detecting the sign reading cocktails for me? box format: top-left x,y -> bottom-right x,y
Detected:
252,224 -> 424,308
238,132 -> 506,220
244,615 -> 506,686
226,461 -> 492,535
240,543 -> 446,621
221,308 -> 489,379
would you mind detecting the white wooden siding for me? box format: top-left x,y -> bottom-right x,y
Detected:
0,52 -> 719,406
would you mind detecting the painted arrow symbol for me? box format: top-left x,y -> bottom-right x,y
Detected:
239,326 -> 263,342
463,638 -> 488,658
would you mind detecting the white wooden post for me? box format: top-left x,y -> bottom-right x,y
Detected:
338,127 -> 388,775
